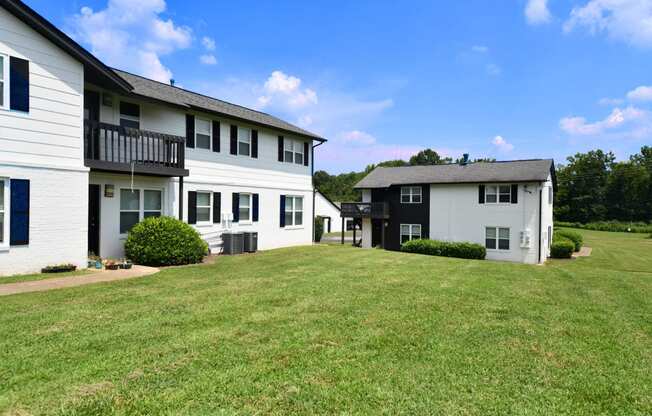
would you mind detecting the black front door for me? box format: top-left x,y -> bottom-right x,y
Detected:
88,184 -> 100,256
372,219 -> 383,248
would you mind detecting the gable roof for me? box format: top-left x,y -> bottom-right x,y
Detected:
114,69 -> 326,141
355,159 -> 556,189
316,190 -> 341,212
1,0 -> 132,91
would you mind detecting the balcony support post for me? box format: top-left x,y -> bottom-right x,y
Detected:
341,218 -> 345,245
178,176 -> 184,221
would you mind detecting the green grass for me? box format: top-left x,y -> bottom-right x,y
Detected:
323,231 -> 353,238
0,269 -> 92,284
0,230 -> 650,415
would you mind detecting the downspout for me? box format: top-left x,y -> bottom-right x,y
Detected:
538,185 -> 543,263
312,141 -> 325,243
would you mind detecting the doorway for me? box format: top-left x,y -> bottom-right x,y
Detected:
88,184 -> 100,256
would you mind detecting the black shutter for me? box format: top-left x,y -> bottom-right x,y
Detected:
212,121 -> 220,152
186,114 -> 195,148
10,179 -> 29,245
230,125 -> 237,155
278,136 -> 284,162
478,185 -> 485,204
213,192 -> 221,223
232,193 -> 239,222
252,194 -> 259,222
187,191 -> 197,224
303,142 -> 309,166
279,195 -> 286,227
511,184 -> 518,204
10,57 -> 29,112
251,130 -> 258,158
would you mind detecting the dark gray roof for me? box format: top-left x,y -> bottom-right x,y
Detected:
355,159 -> 555,189
113,69 -> 325,141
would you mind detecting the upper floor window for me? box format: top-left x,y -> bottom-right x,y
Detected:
284,196 -> 303,226
400,224 -> 421,244
283,139 -> 305,164
195,118 -> 211,150
486,227 -> 510,250
238,127 -> 251,156
0,55 -> 7,110
401,186 -> 422,204
485,185 -> 511,204
548,186 -> 553,205
119,102 -> 140,129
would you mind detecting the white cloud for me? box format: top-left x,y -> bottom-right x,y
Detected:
69,0 -> 192,82
598,97 -> 625,106
471,45 -> 489,53
339,130 -> 377,146
491,135 -> 514,152
627,85 -> 652,101
199,54 -> 217,65
258,71 -> 318,110
559,106 -> 648,135
486,63 -> 502,76
525,0 -> 552,25
201,36 -> 216,51
564,0 -> 652,47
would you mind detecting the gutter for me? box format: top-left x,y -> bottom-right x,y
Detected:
312,140 -> 326,243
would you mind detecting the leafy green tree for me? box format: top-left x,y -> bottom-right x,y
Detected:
409,149 -> 452,165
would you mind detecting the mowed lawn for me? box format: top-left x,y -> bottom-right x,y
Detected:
0,231 -> 650,415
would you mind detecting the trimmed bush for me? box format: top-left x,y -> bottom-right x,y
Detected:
401,239 -> 486,260
314,217 -> 324,243
125,216 -> 208,266
550,238 -> 574,259
556,220 -> 652,234
41,264 -> 77,273
554,229 -> 583,252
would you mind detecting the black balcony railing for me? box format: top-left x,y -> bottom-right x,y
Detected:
340,202 -> 389,219
84,120 -> 189,177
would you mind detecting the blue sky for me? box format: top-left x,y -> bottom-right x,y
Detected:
26,0 -> 652,172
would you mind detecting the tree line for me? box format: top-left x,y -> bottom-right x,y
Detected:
314,146 -> 652,224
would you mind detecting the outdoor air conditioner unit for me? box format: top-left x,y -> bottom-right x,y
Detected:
519,230 -> 531,248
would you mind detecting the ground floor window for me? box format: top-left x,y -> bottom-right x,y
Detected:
0,178 -> 7,247
285,196 -> 303,226
120,188 -> 163,234
486,227 -> 510,250
239,193 -> 252,222
196,192 -> 212,223
400,224 -> 421,244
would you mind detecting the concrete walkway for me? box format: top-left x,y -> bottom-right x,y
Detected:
0,266 -> 159,297
572,247 -> 593,258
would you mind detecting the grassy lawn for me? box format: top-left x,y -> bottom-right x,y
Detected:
0,230 -> 650,415
323,231 -> 353,238
0,269 -> 93,284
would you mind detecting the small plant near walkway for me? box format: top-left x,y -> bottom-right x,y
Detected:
556,220 -> 652,234
401,238 -> 486,260
554,229 -> 584,251
125,216 -> 208,266
40,264 -> 77,274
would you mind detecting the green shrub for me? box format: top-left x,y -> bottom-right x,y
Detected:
41,264 -> 77,273
401,239 -> 486,260
314,217 -> 324,242
550,239 -> 575,259
554,229 -> 583,251
555,220 -> 652,234
125,216 -> 208,266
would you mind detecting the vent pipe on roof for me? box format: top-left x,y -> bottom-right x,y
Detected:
460,153 -> 469,165
170,79 -> 175,86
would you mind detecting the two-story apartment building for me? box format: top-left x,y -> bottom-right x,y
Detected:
0,0 -> 325,275
344,158 -> 556,264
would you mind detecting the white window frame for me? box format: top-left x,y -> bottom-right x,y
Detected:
400,186 -> 422,204
485,226 -> 510,251
119,101 -> 140,129
195,191 -> 212,225
239,192 -> 252,224
294,140 -> 304,165
0,177 -> 9,250
238,127 -> 251,156
195,117 -> 212,150
119,187 -> 164,235
284,195 -> 304,228
0,54 -> 8,111
400,224 -> 422,244
284,139 -> 294,163
485,184 -> 512,204
548,186 -> 553,205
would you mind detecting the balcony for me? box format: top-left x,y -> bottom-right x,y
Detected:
340,202 -> 390,219
84,120 -> 189,177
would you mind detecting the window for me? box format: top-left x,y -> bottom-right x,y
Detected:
0,54 -> 7,109
294,141 -> 303,165
548,186 -> 553,205
400,224 -> 421,244
239,193 -> 252,222
401,186 -> 422,204
238,127 -> 251,156
0,179 -> 7,247
195,118 -> 211,150
486,227 -> 510,250
485,185 -> 511,204
196,192 -> 211,223
284,196 -> 303,226
283,139 -> 304,164
284,140 -> 294,163
120,188 -> 163,233
548,226 -> 552,249
119,101 -> 140,129
120,189 -> 140,234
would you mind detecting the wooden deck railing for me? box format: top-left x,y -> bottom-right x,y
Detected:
340,202 -> 390,219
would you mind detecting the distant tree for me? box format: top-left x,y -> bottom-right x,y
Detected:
409,149 -> 452,165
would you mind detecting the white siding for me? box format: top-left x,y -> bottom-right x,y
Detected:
0,7 -> 85,169
429,183 -> 544,264
315,191 -> 342,233
540,174 -> 554,262
361,189 -> 372,248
